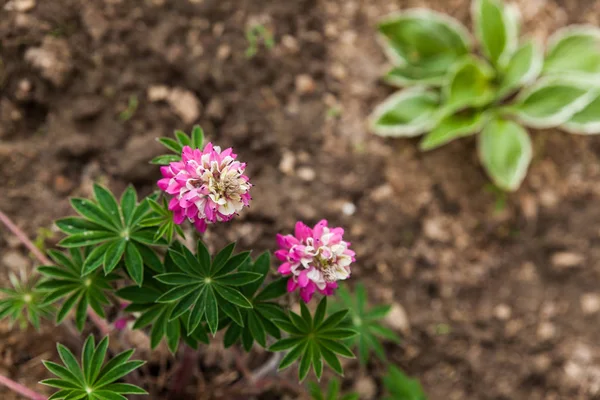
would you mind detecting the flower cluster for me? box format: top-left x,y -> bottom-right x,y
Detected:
158,144 -> 252,232
276,220 -> 355,302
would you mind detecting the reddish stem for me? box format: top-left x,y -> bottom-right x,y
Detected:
169,345 -> 198,399
0,209 -> 111,336
0,210 -> 51,265
0,374 -> 46,400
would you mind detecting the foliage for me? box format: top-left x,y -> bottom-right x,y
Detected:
151,125 -> 205,165
223,252 -> 289,351
139,197 -> 185,243
38,248 -> 119,331
0,272 -> 52,330
41,335 -> 146,400
269,297 -> 357,381
382,366 -> 427,400
332,283 -> 400,365
246,24 -> 275,58
370,0 -> 600,191
55,184 -> 165,286
308,377 -> 359,400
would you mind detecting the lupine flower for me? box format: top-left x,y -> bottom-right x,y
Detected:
275,220 -> 355,302
157,144 -> 252,232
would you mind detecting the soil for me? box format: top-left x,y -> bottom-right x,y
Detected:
3,0 -> 600,399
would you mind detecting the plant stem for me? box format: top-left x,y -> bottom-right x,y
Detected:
0,210 -> 51,265
0,374 -> 46,400
0,208 -> 111,336
168,345 -> 198,399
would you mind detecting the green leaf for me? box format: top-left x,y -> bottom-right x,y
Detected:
155,273 -> 194,286
116,286 -> 161,303
124,242 -> 144,286
377,9 -> 471,68
498,40 -> 543,98
383,64 -> 448,87
214,272 -> 262,286
102,383 -> 147,395
157,137 -> 183,153
478,118 -> 532,191
70,198 -> 118,231
191,125 -> 205,149
320,346 -> 343,376
166,317 -> 181,354
444,56 -> 495,112
134,243 -> 164,273
420,110 -> 488,150
59,231 -> 116,249
562,93 -> 600,134
213,284 -> 252,309
369,88 -> 440,137
103,239 -> 126,274
95,360 -> 145,389
255,277 -> 288,302
82,241 -> 114,275
211,242 -> 236,275
82,335 -> 95,383
247,311 -> 267,347
57,344 -> 85,384
156,284 -> 201,303
56,291 -> 82,324
204,287 -> 219,335
75,293 -> 88,330
214,251 -> 250,277
509,78 -> 596,128
55,218 -> 105,235
278,341 -> 308,371
383,366 -> 427,400
472,0 -> 519,66
120,186 -> 137,227
175,130 -> 192,146
543,26 -> 600,78
93,184 -> 122,228
150,154 -> 181,165
298,343 -> 313,381
196,240 -> 211,272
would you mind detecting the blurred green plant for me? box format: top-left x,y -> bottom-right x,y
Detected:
383,365 -> 427,400
0,272 -> 52,330
246,24 -> 275,58
370,0 -> 600,191
119,95 -> 138,121
308,377 -> 359,400
332,283 -> 400,365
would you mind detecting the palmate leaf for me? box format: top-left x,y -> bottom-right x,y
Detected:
223,252 -> 287,350
56,184 -> 165,286
41,335 -> 147,400
151,125 -> 205,165
153,241 -> 261,336
331,284 -> 400,366
269,297 -> 357,382
116,251 -> 210,353
382,366 -> 427,400
0,272 -> 53,330
37,248 -> 118,331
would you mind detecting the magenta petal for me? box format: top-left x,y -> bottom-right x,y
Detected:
278,262 -> 292,274
300,282 -> 316,303
298,269 -> 309,287
193,218 -> 207,233
157,178 -> 170,190
287,278 -> 298,292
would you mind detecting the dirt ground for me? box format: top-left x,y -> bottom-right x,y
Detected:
3,0 -> 600,399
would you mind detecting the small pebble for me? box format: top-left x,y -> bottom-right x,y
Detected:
296,167 -> 315,181
295,74 -> 316,95
551,252 -> 584,269
494,304 -> 512,321
581,293 -> 600,315
341,202 -> 356,216
384,302 -> 410,335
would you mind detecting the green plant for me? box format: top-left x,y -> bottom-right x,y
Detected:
370,0 -> 600,191
41,335 -> 146,400
0,125 -> 361,399
269,297 -> 356,381
308,377 -> 359,400
118,95 -> 138,121
245,24 -> 275,58
0,272 -> 51,330
383,366 -> 427,400
333,283 -> 400,365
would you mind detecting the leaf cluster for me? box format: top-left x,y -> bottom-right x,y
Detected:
41,335 -> 146,400
371,0 -> 600,191
151,125 -> 205,165
269,297 -> 357,381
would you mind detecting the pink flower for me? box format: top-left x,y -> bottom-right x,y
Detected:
157,144 -> 252,232
276,220 -> 355,302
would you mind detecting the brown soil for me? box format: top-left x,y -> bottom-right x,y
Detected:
3,0 -> 600,399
